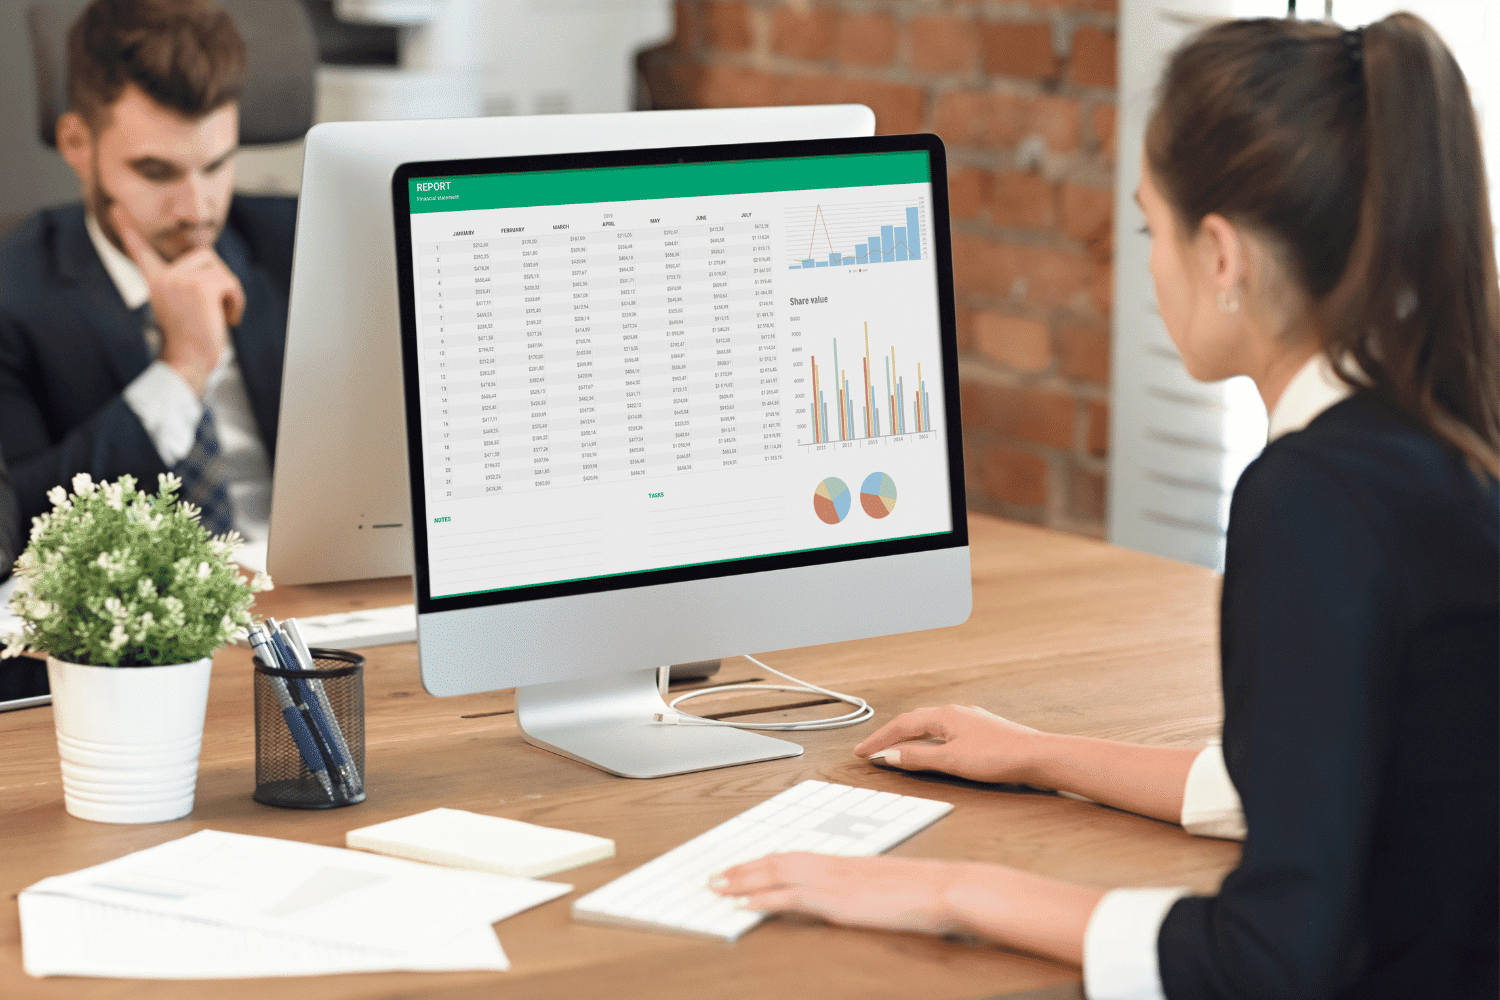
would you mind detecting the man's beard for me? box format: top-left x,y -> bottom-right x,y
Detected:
87,167 -> 225,264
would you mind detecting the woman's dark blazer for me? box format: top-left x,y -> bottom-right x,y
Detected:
1159,393 -> 1498,999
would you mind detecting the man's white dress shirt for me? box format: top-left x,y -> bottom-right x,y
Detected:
1082,354 -> 1354,1000
86,215 -> 273,569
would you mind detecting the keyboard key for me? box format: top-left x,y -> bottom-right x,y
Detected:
871,798 -> 911,822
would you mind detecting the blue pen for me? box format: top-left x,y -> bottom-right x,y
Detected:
250,625 -> 335,800
251,625 -> 333,799
284,618 -> 363,796
266,621 -> 350,801
269,621 -> 356,800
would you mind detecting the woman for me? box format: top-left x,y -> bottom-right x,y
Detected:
713,13 -> 1498,999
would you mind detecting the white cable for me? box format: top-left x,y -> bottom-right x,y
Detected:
653,654 -> 874,731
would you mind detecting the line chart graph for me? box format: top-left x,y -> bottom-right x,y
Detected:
784,201 -> 927,269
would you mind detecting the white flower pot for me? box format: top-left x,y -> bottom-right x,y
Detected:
46,656 -> 214,824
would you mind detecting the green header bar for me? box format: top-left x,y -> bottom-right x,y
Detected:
409,151 -> 930,214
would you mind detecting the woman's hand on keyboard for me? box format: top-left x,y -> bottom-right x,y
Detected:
854,705 -> 1049,785
711,853 -> 1102,965
711,854 -> 967,935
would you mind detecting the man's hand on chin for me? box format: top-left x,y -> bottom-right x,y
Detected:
113,205 -> 244,399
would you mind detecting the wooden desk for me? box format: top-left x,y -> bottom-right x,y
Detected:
0,515 -> 1241,999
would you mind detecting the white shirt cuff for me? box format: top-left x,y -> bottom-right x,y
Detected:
122,361 -> 203,467
1180,742 -> 1247,840
1083,886 -> 1190,1000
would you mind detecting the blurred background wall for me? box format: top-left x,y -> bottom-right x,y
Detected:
0,4 -> 82,234
641,1 -> 1118,539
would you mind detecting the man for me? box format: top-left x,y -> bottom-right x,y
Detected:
0,0 -> 293,561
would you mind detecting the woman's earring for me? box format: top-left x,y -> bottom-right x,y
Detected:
1216,290 -> 1240,314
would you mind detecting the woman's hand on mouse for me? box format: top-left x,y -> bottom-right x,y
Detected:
854,704 -> 1050,785
857,705 -> 1202,825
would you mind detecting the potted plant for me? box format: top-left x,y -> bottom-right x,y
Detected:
1,473 -> 271,823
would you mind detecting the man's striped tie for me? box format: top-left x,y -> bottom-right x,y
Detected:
136,303 -> 236,536
176,407 -> 236,536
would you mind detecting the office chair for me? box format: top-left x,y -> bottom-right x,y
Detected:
27,0 -> 318,150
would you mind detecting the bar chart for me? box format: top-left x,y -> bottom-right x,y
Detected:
806,322 -> 934,445
785,201 -> 926,270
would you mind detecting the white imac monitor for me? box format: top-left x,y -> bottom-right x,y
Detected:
392,135 -> 971,778
268,106 -> 876,585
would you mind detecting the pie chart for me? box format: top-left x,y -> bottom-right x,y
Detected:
860,472 -> 897,518
813,477 -> 851,524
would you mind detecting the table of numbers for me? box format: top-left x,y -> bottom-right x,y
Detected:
417,220 -> 781,501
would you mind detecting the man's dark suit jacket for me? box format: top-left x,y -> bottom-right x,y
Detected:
0,196 -> 295,522
0,452 -> 18,579
1159,393 -> 1499,999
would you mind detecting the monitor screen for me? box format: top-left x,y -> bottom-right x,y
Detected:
393,135 -> 964,612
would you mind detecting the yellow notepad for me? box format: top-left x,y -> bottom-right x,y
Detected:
346,808 -> 614,878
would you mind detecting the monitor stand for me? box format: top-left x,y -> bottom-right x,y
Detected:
514,667 -> 802,779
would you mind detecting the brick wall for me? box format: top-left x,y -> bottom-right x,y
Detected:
642,0 -> 1117,537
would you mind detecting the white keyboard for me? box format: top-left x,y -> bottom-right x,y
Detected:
572,780 -> 952,941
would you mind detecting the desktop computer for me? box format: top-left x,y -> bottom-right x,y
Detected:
391,134 -> 970,778
267,106 -> 877,587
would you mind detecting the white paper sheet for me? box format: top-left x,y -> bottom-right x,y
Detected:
0,575 -> 22,643
20,830 -> 572,979
233,603 -> 416,650
347,807 -> 615,878
19,894 -> 510,978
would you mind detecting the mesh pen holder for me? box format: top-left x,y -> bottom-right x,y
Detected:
253,648 -> 366,809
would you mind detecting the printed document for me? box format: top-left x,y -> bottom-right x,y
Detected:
19,830 -> 571,978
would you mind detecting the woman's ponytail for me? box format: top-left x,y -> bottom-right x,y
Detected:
1323,12 -> 1499,476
